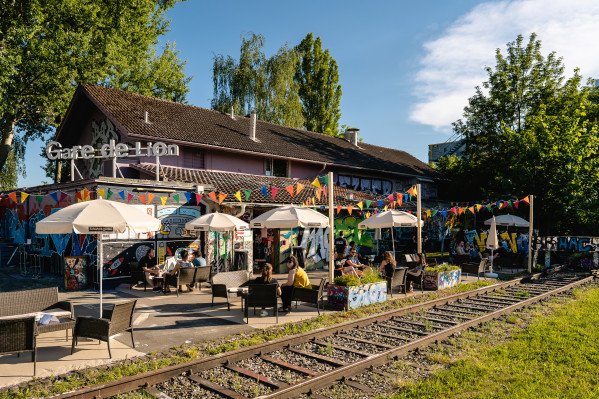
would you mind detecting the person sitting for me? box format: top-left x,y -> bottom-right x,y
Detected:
164,249 -> 195,293
250,263 -> 281,317
280,255 -> 311,313
455,241 -> 467,256
346,249 -> 367,269
140,248 -> 162,291
192,250 -> 207,267
378,251 -> 397,278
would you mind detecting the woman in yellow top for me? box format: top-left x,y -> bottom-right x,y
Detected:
280,255 -> 311,312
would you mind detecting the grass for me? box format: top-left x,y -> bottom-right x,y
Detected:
385,284 -> 599,399
0,280 -> 495,399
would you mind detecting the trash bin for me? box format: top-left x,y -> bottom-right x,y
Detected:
233,249 -> 249,271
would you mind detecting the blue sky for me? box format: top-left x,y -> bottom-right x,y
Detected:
20,0 -> 599,187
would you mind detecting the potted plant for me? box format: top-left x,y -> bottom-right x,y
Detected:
423,264 -> 461,290
327,269 -> 387,310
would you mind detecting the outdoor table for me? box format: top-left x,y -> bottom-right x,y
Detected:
37,316 -> 75,341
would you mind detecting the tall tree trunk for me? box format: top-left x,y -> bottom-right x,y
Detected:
0,120 -> 16,172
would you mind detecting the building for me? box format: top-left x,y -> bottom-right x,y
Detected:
1,84 -> 438,284
428,139 -> 466,164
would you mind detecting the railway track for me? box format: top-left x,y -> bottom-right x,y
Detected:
52,272 -> 594,399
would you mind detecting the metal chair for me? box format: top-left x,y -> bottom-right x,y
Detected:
71,300 -> 137,359
387,267 -> 408,297
293,278 -> 328,315
244,284 -> 279,324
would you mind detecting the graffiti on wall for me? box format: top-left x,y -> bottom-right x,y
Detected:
156,205 -> 202,239
459,229 -> 529,255
534,236 -> 599,252
83,118 -> 119,178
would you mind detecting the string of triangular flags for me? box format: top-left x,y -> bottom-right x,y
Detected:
420,196 -> 531,221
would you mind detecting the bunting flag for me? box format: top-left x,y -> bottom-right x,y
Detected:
407,186 -> 418,197
514,201 -> 519,209
127,192 -> 133,203
234,191 -> 242,202
311,197 -> 316,207
116,190 -> 123,200
20,192 -> 29,203
218,193 -> 227,204
184,192 -> 192,203
440,209 -> 447,218
50,192 -> 59,203
195,193 -> 203,205
386,194 -> 394,202
377,199 -> 384,208
476,204 -> 482,212
336,205 -> 342,214
365,199 -> 372,209
271,187 -> 279,199
208,191 -> 217,202
260,185 -> 269,197
486,204 -> 493,211
521,196 -> 530,204
357,201 -> 363,211
139,194 -> 146,204
35,195 -> 44,205
432,209 -> 438,217
347,205 -> 353,215
60,192 -> 69,202
404,193 -> 409,203
75,191 -> 82,202
147,193 -> 154,204
173,193 -> 180,203
285,185 -> 294,197
468,206 -> 475,214
296,183 -> 304,195
160,196 -> 168,206
320,175 -> 328,186
365,212 -> 371,218
315,189 -> 321,201
244,189 -> 251,201
82,188 -> 90,201
311,177 -> 321,189
97,188 -> 105,199
397,194 -> 403,207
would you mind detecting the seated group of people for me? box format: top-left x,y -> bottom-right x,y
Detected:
249,255 -> 311,315
140,248 -> 207,292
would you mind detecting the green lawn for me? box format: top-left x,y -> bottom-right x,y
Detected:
386,285 -> 599,399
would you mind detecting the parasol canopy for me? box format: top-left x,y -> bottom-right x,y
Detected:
185,212 -> 248,232
250,205 -> 329,229
484,214 -> 529,228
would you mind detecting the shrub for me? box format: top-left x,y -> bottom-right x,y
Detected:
361,268 -> 385,284
424,264 -> 461,273
334,274 -> 362,287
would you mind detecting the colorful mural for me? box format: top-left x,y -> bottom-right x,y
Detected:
423,269 -> 461,290
64,256 -> 87,291
327,282 -> 387,310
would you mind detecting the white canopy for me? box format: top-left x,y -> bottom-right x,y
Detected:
358,210 -> 421,229
484,214 -> 529,228
35,199 -> 161,317
35,198 -> 161,234
185,212 -> 248,232
250,205 -> 329,229
486,216 -> 500,250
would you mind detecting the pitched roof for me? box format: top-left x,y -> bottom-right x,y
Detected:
68,84 -> 435,178
130,163 -> 374,206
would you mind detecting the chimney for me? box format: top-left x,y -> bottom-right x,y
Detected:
144,111 -> 150,124
344,127 -> 359,146
249,109 -> 257,141
230,105 -> 235,119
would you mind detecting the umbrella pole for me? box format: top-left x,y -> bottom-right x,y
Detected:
391,227 -> 396,259
98,234 -> 103,318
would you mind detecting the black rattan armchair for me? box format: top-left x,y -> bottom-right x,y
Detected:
292,278 -> 328,315
387,267 -> 407,297
0,317 -> 37,375
164,267 -> 198,296
244,284 -> 279,324
195,267 -> 211,291
71,300 -> 137,358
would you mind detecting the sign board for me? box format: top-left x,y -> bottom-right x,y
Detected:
45,140 -> 179,160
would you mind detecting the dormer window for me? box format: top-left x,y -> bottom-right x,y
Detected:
265,158 -> 288,177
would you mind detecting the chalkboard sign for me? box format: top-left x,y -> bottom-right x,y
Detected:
102,240 -> 154,279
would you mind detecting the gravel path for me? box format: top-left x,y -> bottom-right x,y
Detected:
198,367 -> 271,398
269,349 -> 334,373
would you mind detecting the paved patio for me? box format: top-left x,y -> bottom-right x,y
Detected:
0,271 -> 487,389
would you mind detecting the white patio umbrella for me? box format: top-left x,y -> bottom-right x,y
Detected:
36,198 -> 161,316
486,216 -> 500,276
358,210 -> 422,255
249,205 -> 329,229
484,214 -> 529,227
185,212 -> 249,270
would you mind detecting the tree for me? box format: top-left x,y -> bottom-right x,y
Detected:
0,0 -> 190,187
295,33 -> 342,135
443,33 -> 599,234
211,34 -> 304,128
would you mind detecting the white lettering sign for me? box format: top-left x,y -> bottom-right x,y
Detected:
45,140 -> 179,160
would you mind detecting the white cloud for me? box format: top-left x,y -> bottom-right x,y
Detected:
410,0 -> 599,131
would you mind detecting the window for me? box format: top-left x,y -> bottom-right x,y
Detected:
265,158 -> 288,177
183,151 -> 204,169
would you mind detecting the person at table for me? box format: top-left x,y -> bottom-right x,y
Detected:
192,250 -> 207,267
280,255 -> 311,313
455,241 -> 467,256
378,251 -> 397,278
345,248 -> 367,269
164,249 -> 195,292
140,248 -> 162,291
344,240 -> 359,257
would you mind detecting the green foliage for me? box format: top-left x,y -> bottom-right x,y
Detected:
361,268 -> 386,284
295,33 -> 342,135
388,285 -> 599,399
446,33 -> 599,234
424,264 -> 461,273
211,34 -> 304,129
334,273 -> 362,287
0,0 -> 190,186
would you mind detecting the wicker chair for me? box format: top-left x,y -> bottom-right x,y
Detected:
195,267 -> 211,291
292,278 -> 328,315
211,270 -> 251,310
461,259 -> 490,280
71,300 -> 137,359
0,317 -> 37,375
164,267 -> 198,296
0,287 -> 73,318
244,284 -> 279,324
387,267 -> 408,297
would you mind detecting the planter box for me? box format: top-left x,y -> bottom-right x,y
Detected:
423,269 -> 461,290
327,281 -> 387,310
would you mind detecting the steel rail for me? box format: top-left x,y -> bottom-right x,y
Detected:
261,275 -> 594,399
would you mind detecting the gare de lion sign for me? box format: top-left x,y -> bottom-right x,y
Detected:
45,140 -> 179,160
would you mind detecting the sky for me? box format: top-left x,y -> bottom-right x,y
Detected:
20,0 -> 599,187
